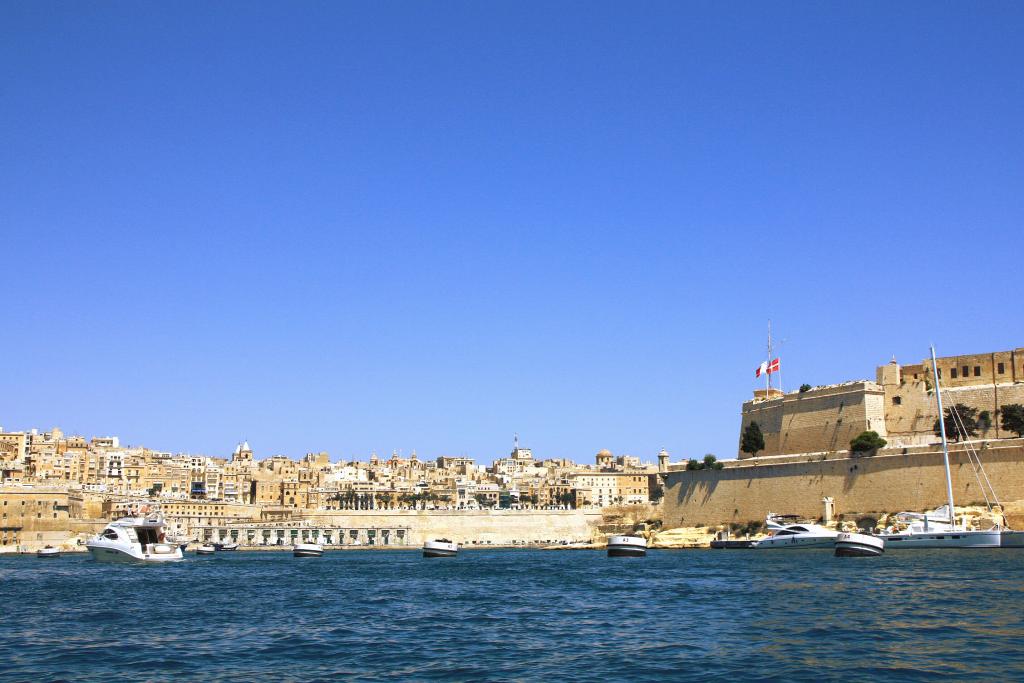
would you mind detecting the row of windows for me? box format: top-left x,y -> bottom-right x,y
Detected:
2,512 -> 58,519
936,362 -> 1014,380
1,500 -> 61,507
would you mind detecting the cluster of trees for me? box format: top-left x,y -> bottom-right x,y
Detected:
686,454 -> 724,470
330,490 -> 451,510
932,403 -> 1024,441
728,520 -> 763,536
552,490 -> 577,508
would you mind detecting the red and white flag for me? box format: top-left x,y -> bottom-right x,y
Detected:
755,358 -> 780,377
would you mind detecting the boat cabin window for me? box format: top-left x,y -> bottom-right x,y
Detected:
102,529 -> 119,540
790,526 -> 809,533
774,530 -> 795,536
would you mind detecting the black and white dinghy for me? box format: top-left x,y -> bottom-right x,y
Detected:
293,542 -> 323,557
834,532 -> 885,557
422,539 -> 458,557
607,535 -> 647,557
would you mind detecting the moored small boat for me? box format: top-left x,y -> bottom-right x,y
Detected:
215,542 -> 239,551
36,545 -> 62,558
293,542 -> 323,557
834,532 -> 885,557
196,544 -> 217,555
607,535 -> 647,557
423,539 -> 458,557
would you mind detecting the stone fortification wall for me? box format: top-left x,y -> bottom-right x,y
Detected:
738,381 -> 886,458
882,375 -> 1024,445
300,509 -> 604,546
663,438 -> 1024,527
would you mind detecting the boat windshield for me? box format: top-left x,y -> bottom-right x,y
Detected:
134,527 -> 161,546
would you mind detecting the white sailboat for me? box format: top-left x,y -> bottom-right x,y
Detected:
878,346 -> 1000,549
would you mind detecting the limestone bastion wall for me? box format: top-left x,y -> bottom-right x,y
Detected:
662,438 -> 1024,527
738,381 -> 887,458
301,509 -> 605,546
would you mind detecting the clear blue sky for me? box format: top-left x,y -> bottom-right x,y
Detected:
2,2 -> 1022,463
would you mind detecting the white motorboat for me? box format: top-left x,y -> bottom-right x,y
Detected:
752,514 -> 838,549
293,542 -> 323,557
86,513 -> 183,563
835,532 -> 885,557
878,347 -> 1002,550
423,539 -> 458,557
215,542 -> 239,551
36,545 -> 62,558
607,535 -> 647,557
196,544 -> 216,555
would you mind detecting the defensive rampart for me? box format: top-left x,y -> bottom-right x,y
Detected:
663,438 -> 1024,526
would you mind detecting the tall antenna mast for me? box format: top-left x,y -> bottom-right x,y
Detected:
766,319 -> 772,394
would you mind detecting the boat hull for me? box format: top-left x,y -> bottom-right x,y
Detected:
879,529 -> 1001,549
293,543 -> 323,557
607,535 -> 647,557
87,544 -> 183,563
835,532 -> 885,557
423,540 -> 458,557
753,536 -> 836,549
36,549 -> 61,558
1000,530 -> 1024,548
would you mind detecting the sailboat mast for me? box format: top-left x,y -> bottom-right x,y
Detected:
930,346 -> 957,526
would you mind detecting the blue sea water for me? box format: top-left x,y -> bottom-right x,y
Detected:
1,548 -> 1023,682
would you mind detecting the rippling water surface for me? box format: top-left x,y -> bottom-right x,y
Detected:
2,548 -> 1023,681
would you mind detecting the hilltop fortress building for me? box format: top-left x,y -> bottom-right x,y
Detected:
738,348 -> 1024,458
657,345 -> 1024,530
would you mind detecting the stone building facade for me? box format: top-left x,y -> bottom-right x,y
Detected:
739,347 -> 1024,458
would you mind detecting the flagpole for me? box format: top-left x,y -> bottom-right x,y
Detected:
766,319 -> 771,394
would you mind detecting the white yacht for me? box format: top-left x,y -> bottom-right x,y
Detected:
878,347 -> 1002,550
879,508 -> 1000,548
752,514 -> 838,549
423,539 -> 458,557
607,535 -> 647,557
86,513 -> 183,563
293,542 -> 323,557
835,532 -> 885,557
196,543 -> 216,555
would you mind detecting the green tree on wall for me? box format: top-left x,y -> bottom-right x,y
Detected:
850,430 -> 887,453
933,404 -> 978,442
1001,404 -> 1024,438
740,421 -> 765,457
